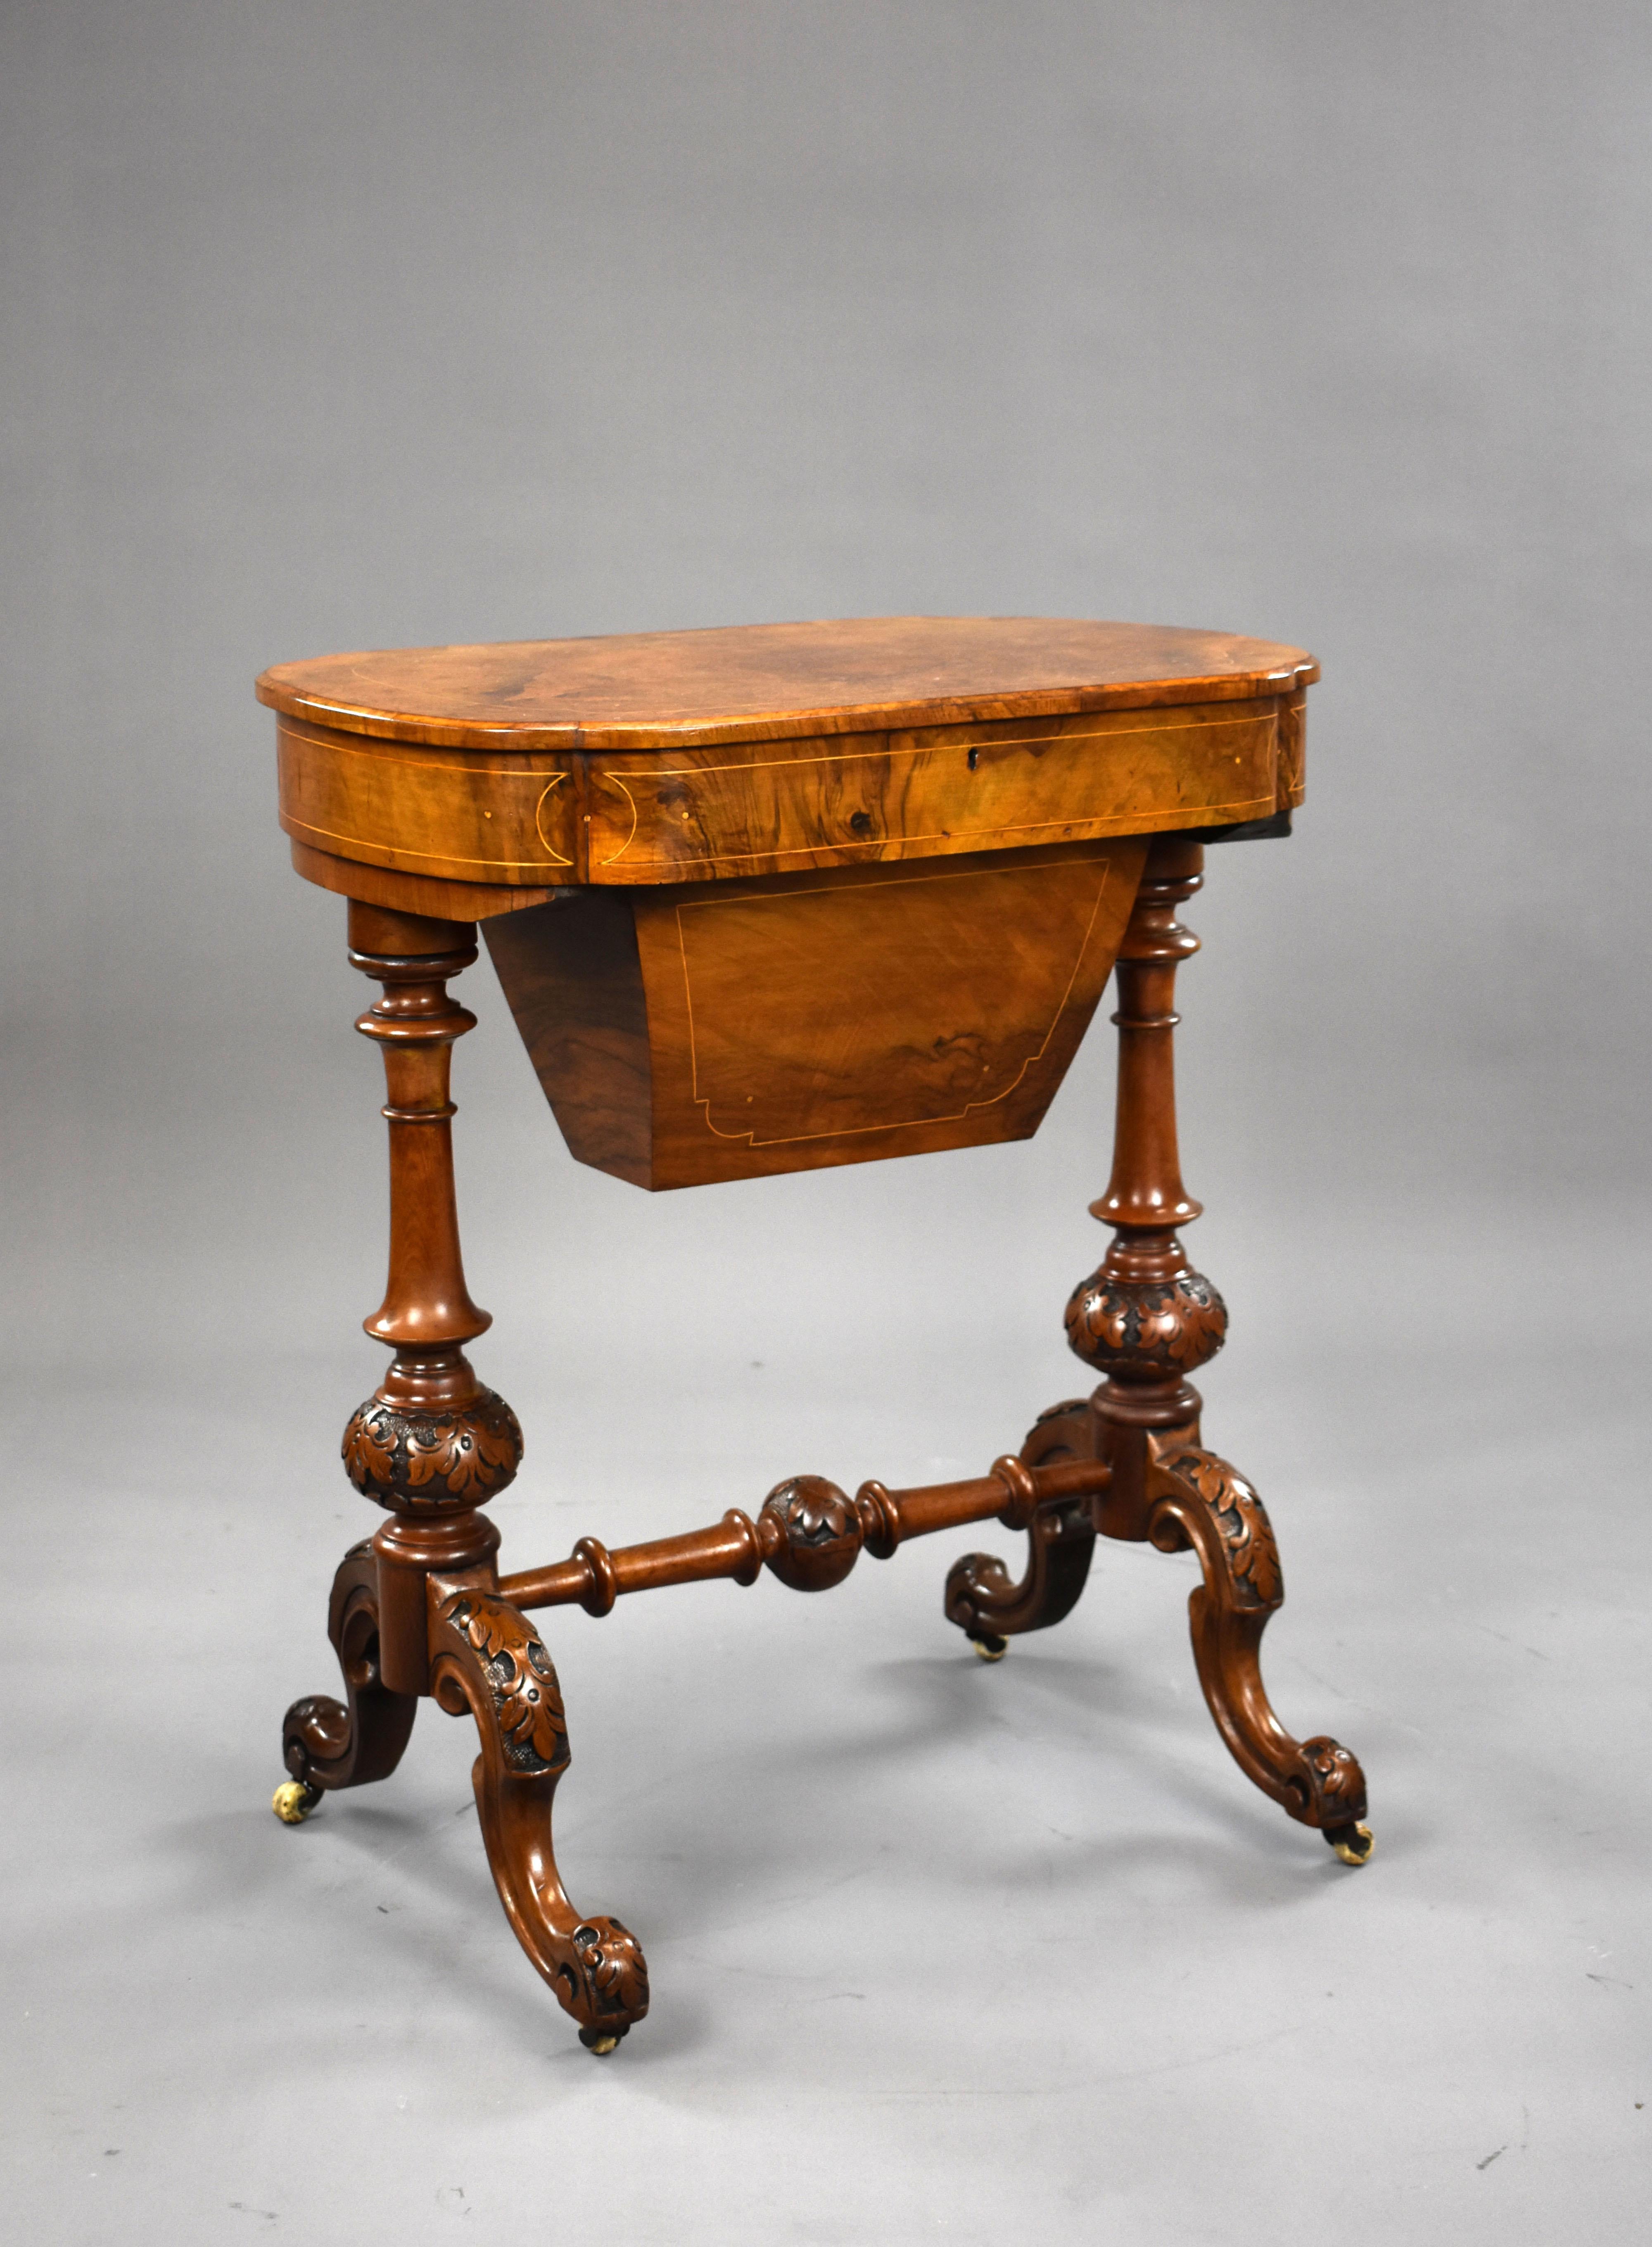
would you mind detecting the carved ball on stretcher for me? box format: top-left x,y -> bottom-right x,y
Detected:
760,1476 -> 864,1592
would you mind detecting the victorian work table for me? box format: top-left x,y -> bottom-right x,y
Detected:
257,615 -> 1371,2054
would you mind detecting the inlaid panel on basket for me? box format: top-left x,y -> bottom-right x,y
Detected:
484,837 -> 1146,1186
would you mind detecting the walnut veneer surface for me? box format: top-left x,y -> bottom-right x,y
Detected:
256,615 -> 1317,747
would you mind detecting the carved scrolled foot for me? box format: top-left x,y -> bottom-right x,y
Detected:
430,1591 -> 649,2047
945,1401 -> 1099,1647
1145,1442 -> 1370,1841
281,1540 -> 418,1796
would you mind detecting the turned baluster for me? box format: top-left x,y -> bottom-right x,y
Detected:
1062,839 -> 1372,1860
338,903 -> 522,1689
275,902 -> 519,1821
1064,838 -> 1227,1533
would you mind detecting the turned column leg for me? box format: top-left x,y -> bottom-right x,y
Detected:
273,901 -> 649,2050
1064,838 -> 1372,1864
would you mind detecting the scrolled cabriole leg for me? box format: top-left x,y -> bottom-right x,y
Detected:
429,1591 -> 649,2051
944,1400 -> 1100,1659
275,1539 -> 419,1821
1146,1442 -> 1371,1863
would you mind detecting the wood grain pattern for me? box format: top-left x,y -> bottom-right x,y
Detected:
481,893 -> 653,1187
484,839 -> 1147,1188
265,620 -> 1313,900
1277,692 -> 1307,812
289,841 -> 562,922
278,715 -> 578,882
584,697 -> 1289,884
257,615 -> 1317,751
275,701 -> 1302,894
643,846 -> 1139,1171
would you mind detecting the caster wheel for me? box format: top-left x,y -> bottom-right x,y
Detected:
1326,1821 -> 1374,1867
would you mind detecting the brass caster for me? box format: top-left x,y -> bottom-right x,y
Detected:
971,1634 -> 1009,1663
272,1779 -> 323,1825
1326,1821 -> 1374,1867
585,2035 -> 619,2056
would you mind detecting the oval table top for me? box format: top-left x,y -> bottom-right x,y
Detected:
256,615 -> 1315,752
261,615 -> 1315,920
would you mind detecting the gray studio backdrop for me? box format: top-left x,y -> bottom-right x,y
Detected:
3,6 -> 1647,2245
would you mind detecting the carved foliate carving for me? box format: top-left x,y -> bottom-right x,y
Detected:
561,1919 -> 651,2033
441,1594 -> 569,1776
761,1475 -> 864,1592
1065,1268 -> 1227,1377
944,1548 -> 1015,1632
1155,1446 -> 1282,1610
283,1692 -> 351,1771
342,1388 -> 523,1513
1298,1736 -> 1368,1824
1144,1447 -> 1370,1835
1030,1397 -> 1094,1433
427,1588 -> 650,2039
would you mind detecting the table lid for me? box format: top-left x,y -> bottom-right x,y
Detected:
256,615 -> 1317,752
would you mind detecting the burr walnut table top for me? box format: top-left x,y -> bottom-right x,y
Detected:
259,615 -> 1315,917
256,614 -> 1315,750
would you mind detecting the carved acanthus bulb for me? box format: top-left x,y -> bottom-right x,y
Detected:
1065,1268 -> 1227,1378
